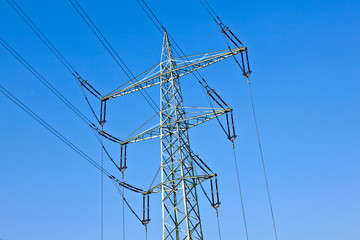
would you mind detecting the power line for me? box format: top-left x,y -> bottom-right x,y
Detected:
7,0 -> 102,123
69,0 -> 159,114
247,81 -> 279,240
0,84 -> 146,226
197,1 -> 279,239
6,0 -> 76,74
122,173 -> 126,240
232,143 -> 249,240
198,0 -> 251,78
0,37 -> 116,167
216,209 -> 222,240
4,1 -> 276,238
0,85 -> 109,176
199,0 -> 278,236
4,0 -> 124,171
101,133 -> 104,240
111,179 -> 144,224
0,37 -> 95,128
70,0 -> 239,168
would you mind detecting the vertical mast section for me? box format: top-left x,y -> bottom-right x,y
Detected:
160,32 -> 203,240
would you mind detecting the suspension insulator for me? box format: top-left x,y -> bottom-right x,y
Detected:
147,194 -> 150,222
226,113 -> 231,139
143,195 -> 145,221
120,144 -> 128,172
120,145 -> 123,171
229,111 -> 237,141
210,179 -> 215,206
210,177 -> 220,209
243,50 -> 252,77
99,100 -> 107,125
142,194 -> 150,225
213,176 -> 221,209
241,52 -> 246,74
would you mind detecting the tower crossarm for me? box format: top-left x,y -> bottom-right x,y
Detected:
143,173 -> 216,195
101,47 -> 246,101
121,107 -> 232,145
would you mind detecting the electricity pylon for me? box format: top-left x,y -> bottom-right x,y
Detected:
101,32 -> 245,240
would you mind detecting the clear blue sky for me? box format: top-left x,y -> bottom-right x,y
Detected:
0,0 -> 359,239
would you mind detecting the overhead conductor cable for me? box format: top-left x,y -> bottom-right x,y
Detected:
7,0 -> 104,123
0,84 -> 146,227
69,0 -> 159,115
6,0 -> 129,179
199,1 -> 279,239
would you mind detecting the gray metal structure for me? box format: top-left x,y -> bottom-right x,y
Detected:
101,32 -> 245,240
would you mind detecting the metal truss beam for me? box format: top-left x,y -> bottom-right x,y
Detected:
121,108 -> 232,144
101,47 -> 246,101
144,173 -> 216,195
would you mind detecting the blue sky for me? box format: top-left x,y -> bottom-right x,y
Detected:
0,0 -> 359,239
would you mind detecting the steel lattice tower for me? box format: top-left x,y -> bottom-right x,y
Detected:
3,0 -> 254,238
159,32 -> 202,239
101,31 -> 246,240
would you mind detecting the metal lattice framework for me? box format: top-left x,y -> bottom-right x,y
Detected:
101,32 -> 244,240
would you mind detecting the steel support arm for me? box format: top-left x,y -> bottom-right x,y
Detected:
121,108 -> 232,144
101,47 -> 246,101
143,173 -> 216,195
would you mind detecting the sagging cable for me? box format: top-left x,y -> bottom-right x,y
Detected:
6,0 -> 105,123
190,153 -> 213,174
198,0 -> 252,77
101,144 -> 119,169
74,72 -> 102,99
219,23 -> 243,48
207,88 -> 229,109
110,179 -> 144,225
198,0 -> 244,47
221,34 -> 251,78
69,0 -> 160,114
98,129 -> 121,143
119,181 -> 143,194
208,89 -> 237,142
112,177 -> 151,229
205,87 -> 236,141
